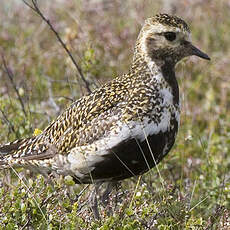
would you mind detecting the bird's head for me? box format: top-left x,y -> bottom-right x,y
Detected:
135,14 -> 210,66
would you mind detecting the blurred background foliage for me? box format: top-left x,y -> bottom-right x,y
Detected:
0,0 -> 229,229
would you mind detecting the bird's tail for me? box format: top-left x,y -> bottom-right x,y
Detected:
0,138 -> 33,169
0,135 -> 58,172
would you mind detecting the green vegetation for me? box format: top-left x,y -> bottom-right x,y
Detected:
0,0 -> 229,229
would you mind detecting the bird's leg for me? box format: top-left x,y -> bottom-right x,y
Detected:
114,182 -> 121,210
100,181 -> 118,216
101,181 -> 116,206
89,183 -> 102,220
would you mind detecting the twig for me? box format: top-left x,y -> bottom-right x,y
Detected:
189,179 -> 197,209
0,108 -> 16,135
43,75 -> 79,85
189,195 -> 209,212
20,218 -> 30,230
1,54 -> 27,117
22,0 -> 92,94
76,184 -> 90,201
54,96 -> 74,103
47,80 -> 61,114
129,175 -> 141,209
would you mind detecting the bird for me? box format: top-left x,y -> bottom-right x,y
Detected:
0,13 -> 210,218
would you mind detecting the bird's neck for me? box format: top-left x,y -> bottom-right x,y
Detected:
131,50 -> 159,73
131,50 -> 179,105
131,48 -> 175,76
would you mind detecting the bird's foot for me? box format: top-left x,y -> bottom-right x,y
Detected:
89,183 -> 101,220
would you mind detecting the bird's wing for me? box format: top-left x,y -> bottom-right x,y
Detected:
0,76 -> 131,168
41,76 -> 131,153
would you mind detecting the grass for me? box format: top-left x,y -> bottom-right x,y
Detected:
0,0 -> 229,229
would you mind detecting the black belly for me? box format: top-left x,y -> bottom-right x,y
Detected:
81,118 -> 179,183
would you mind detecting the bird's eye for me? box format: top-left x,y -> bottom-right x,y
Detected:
164,32 -> 176,41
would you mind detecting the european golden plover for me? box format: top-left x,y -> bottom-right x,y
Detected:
0,14 -> 210,218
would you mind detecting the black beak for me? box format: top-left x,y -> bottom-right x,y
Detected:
190,44 -> 210,60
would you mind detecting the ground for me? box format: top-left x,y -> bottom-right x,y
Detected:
0,0 -> 229,229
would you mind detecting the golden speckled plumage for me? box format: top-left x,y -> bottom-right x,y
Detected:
0,14 -> 210,184
148,13 -> 190,33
